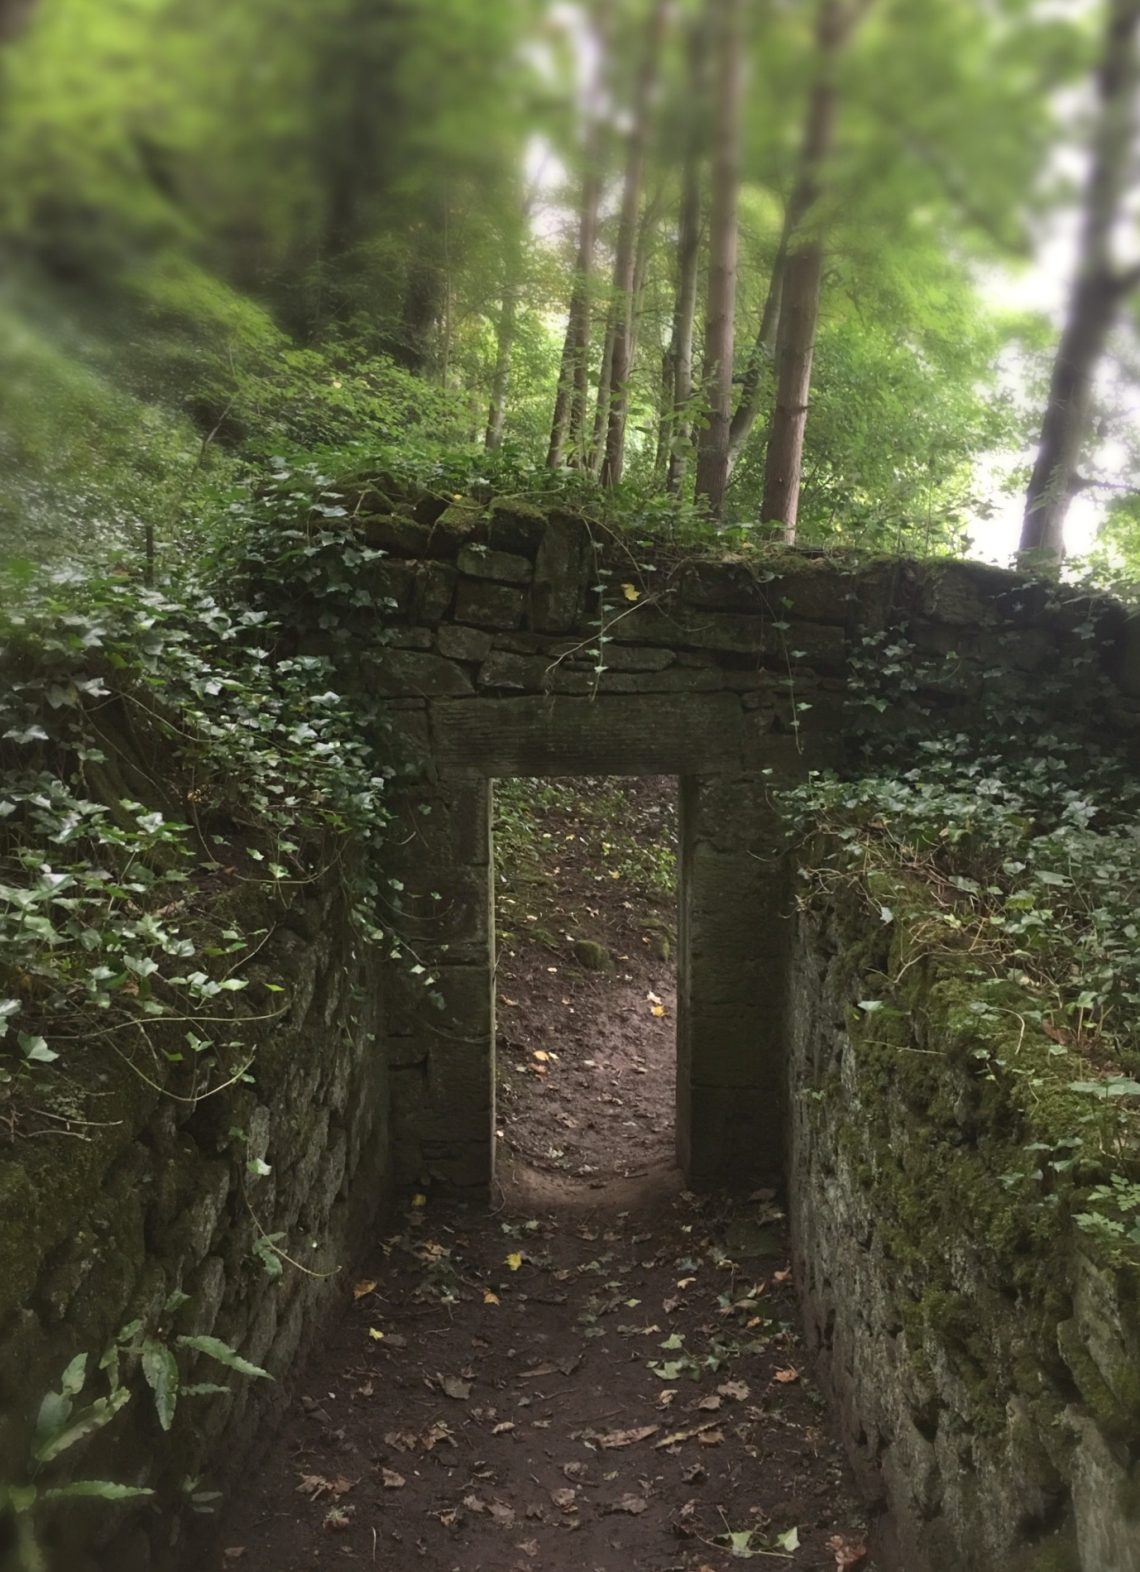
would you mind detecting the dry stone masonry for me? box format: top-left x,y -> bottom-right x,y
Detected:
4,481 -> 1140,1570
337,487 -> 1140,1201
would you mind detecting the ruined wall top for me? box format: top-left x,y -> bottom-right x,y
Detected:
287,481 -> 1140,780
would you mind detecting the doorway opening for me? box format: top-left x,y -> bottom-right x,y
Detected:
491,776 -> 679,1191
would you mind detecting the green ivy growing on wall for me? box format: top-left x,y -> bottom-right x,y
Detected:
0,478 -> 401,1118
782,614 -> 1140,1258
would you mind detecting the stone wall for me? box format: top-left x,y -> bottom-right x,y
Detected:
0,878 -> 387,1571
787,870 -> 1140,1572
303,482 -> 1140,1194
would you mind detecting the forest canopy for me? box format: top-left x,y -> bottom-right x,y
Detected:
0,0 -> 1138,578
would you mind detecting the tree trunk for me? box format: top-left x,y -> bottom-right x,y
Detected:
758,0 -> 871,538
588,313 -> 618,476
726,220 -> 789,472
760,242 -> 823,541
548,0 -> 611,469
600,0 -> 670,489
693,0 -> 744,518
665,15 -> 708,495
485,284 -> 518,449
728,0 -> 853,472
1020,0 -> 1140,565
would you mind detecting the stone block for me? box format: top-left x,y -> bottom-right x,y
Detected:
361,515 -> 435,556
531,513 -> 591,632
488,495 -> 548,555
606,601 -> 847,669
362,560 -> 418,613
683,1085 -> 782,1187
429,693 -> 753,776
599,643 -> 675,671
437,624 -> 494,663
416,562 -> 458,621
455,578 -> 528,630
457,544 -> 532,583
478,649 -> 595,694
363,649 -> 474,697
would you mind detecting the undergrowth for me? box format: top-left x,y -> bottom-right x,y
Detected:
0,487 -> 402,1121
783,623 -> 1140,1257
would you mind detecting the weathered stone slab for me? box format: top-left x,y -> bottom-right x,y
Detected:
363,650 -> 474,698
457,544 -> 533,583
530,514 -> 591,632
477,650 -> 595,694
436,624 -> 494,662
455,579 -> 528,630
429,693 -> 754,776
598,643 -> 675,671
386,628 -> 433,650
415,562 -> 457,621
487,495 -> 548,554
606,601 -> 847,669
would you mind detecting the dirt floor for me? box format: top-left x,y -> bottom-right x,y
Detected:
207,779 -> 875,1572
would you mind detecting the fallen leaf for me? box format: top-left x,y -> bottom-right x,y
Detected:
489,1502 -> 515,1527
464,1494 -> 486,1514
423,1421 -> 457,1450
492,1420 -> 515,1435
368,1327 -> 384,1341
411,1193 -> 427,1208
776,1526 -> 800,1552
697,1395 -> 722,1412
296,1474 -> 353,1501
773,1367 -> 800,1385
621,583 -> 641,602
655,1420 -> 723,1449
651,1003 -> 666,1017
440,1375 -> 472,1401
352,1279 -> 377,1300
599,1424 -> 659,1449
718,1380 -> 750,1402
656,1389 -> 678,1408
697,1428 -> 724,1446
826,1535 -> 869,1569
381,1469 -> 405,1490
773,1268 -> 792,1284
484,1290 -> 501,1305
551,1487 -> 577,1513
533,1049 -> 550,1062
608,1494 -> 648,1515
323,1506 -> 353,1532
505,1252 -> 523,1271
222,1550 -> 247,1562
517,1538 -> 540,1557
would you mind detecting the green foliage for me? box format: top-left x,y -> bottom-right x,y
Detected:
1,1297 -> 269,1570
783,615 -> 1140,1260
0,512 -> 396,1106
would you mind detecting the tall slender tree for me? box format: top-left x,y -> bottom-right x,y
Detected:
1020,0 -> 1140,566
547,0 -> 611,469
600,0 -> 669,489
760,0 -> 870,540
664,11 -> 709,495
693,0 -> 743,517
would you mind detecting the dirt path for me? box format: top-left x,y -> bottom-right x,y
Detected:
207,780 -> 875,1572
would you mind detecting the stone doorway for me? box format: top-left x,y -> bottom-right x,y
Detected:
383,766 -> 791,1195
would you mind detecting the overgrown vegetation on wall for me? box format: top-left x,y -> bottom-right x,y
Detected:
784,618 -> 1140,1261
